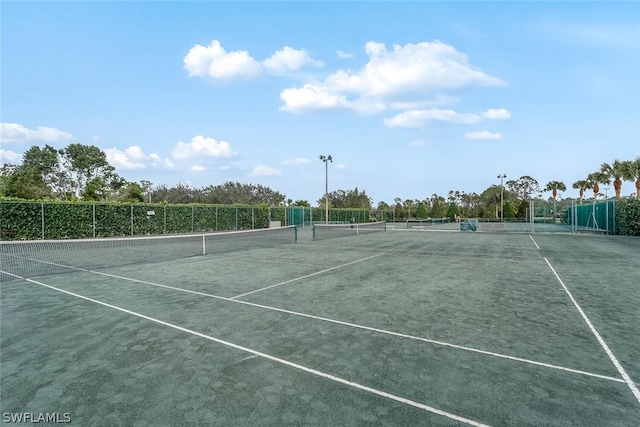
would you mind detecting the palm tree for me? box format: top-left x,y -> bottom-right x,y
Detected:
544,180 -> 567,220
572,180 -> 590,204
620,157 -> 640,199
600,160 -> 625,199
586,172 -> 610,200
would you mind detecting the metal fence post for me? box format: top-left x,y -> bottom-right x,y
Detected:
612,200 -> 616,234
41,202 -> 45,240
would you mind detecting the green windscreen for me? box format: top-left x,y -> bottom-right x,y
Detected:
564,200 -> 615,233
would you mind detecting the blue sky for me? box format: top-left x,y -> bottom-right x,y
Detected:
1,1 -> 639,205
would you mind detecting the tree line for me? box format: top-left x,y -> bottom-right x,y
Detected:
377,157 -> 640,220
1,144 -> 638,220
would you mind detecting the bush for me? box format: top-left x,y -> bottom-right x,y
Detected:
615,198 -> 640,236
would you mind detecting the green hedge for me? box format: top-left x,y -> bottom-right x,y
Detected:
0,202 -> 277,240
0,201 -> 370,241
615,198 -> 640,236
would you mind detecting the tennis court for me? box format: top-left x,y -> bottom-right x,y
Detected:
1,224 -> 639,426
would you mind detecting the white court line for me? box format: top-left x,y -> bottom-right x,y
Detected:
230,253 -> 385,299
544,257 -> 640,404
529,235 -> 540,249
13,274 -> 489,427
0,260 -> 624,384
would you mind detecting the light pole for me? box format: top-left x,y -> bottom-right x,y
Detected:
320,155 -> 332,224
497,174 -> 506,222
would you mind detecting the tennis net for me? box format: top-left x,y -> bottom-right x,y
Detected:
0,226 -> 297,281
312,221 -> 386,240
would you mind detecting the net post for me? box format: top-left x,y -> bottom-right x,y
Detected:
529,200 -> 534,232
202,234 -> 206,255
294,225 -> 298,242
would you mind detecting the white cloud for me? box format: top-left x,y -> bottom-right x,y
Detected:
0,149 -> 22,164
263,46 -> 324,73
249,165 -> 281,177
337,50 -> 353,59
0,122 -> 74,144
280,40 -> 505,114
482,108 -> 511,120
149,153 -> 175,169
465,131 -> 503,140
185,41 -> 325,81
280,83 -> 352,113
105,146 -> 174,170
190,165 -> 207,172
384,109 -> 482,128
171,135 -> 237,160
105,146 -> 147,170
183,40 -> 261,80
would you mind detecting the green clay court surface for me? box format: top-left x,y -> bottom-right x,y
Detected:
1,227 -> 639,426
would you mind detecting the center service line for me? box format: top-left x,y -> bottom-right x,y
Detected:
21,275 -> 489,427
230,253 -> 385,299
529,235 -> 540,249
544,257 -> 640,404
